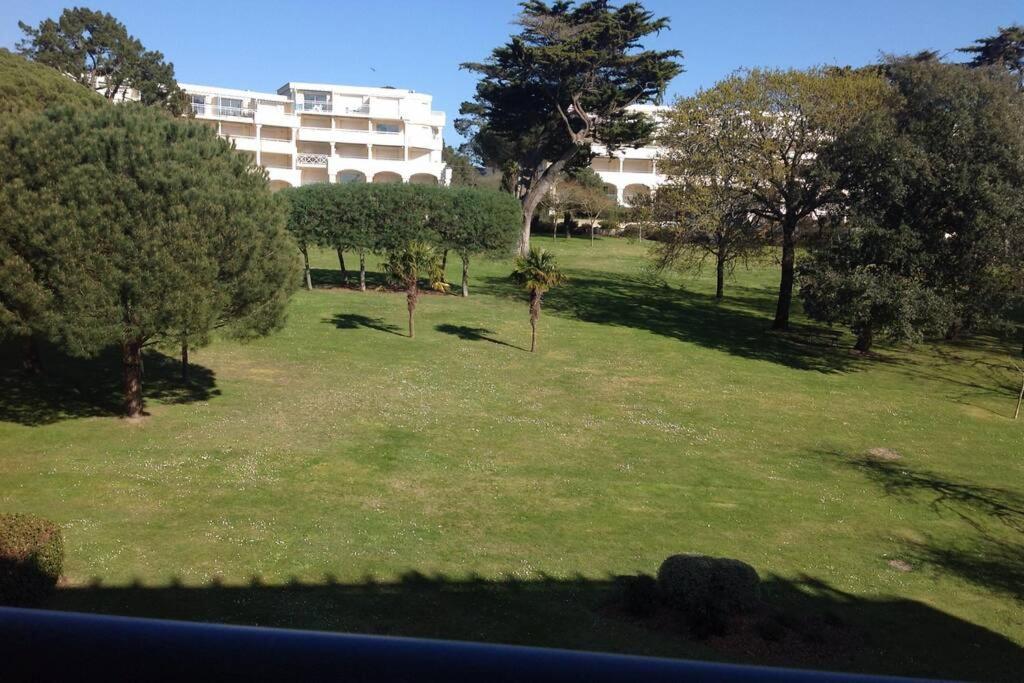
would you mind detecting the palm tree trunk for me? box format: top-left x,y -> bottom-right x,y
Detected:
461,256 -> 470,297
359,251 -> 366,291
407,285 -> 417,338
529,290 -> 541,352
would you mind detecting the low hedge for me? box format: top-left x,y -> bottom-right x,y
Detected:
0,513 -> 63,606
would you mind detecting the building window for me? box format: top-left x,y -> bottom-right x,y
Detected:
375,123 -> 400,134
190,94 -> 206,115
302,92 -> 329,112
219,97 -> 244,116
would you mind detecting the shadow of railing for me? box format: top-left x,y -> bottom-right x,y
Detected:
33,571 -> 1024,681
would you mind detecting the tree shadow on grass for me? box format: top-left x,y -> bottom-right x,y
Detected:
835,451 -> 1024,606
475,270 -> 857,373
435,324 -> 523,350
0,342 -> 219,426
323,313 -> 403,337
29,571 -> 1023,681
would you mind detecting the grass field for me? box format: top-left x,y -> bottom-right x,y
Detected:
2,236 -> 1022,679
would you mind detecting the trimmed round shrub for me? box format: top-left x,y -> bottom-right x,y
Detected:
0,513 -> 64,606
657,554 -> 760,617
709,558 -> 761,613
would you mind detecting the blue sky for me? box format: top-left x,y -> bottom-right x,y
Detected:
2,1 -> 1021,144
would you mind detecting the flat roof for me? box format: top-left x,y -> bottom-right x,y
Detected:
278,82 -> 432,100
179,83 -> 290,102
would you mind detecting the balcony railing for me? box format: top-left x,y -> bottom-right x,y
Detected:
296,153 -> 329,167
297,102 -> 332,113
193,102 -> 254,118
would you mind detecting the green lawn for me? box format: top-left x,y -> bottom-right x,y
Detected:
2,236 -> 1022,680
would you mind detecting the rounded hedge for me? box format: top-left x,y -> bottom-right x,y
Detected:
0,513 -> 64,606
656,554 -> 760,616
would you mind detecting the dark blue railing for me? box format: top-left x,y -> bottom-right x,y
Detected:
0,606 -> 917,681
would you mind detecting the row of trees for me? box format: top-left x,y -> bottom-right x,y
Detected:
280,183 -> 524,337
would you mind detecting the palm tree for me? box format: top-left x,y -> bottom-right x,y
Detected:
510,247 -> 566,352
383,241 -> 448,338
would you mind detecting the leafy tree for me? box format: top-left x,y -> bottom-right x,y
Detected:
0,103 -> 298,417
651,183 -> 766,300
658,67 -> 891,330
959,25 -> 1024,83
0,49 -> 103,118
383,242 -> 448,338
442,145 -> 481,187
436,188 -> 521,296
458,0 -> 682,255
281,185 -> 324,291
0,49 -> 104,371
801,59 -> 1024,350
799,224 -> 948,352
510,247 -> 567,352
563,180 -> 616,244
17,7 -> 187,114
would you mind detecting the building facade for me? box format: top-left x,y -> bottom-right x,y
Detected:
180,82 -> 448,190
589,104 -> 668,206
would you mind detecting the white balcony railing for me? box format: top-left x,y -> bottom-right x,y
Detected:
296,153 -> 329,167
193,102 -> 254,118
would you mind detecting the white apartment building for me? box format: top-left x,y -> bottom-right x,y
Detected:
180,81 -> 448,190
589,104 -> 668,206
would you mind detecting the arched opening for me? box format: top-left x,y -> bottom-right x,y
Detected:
268,180 -> 292,193
372,171 -> 403,184
623,183 -> 650,206
336,170 -> 367,184
409,173 -> 438,186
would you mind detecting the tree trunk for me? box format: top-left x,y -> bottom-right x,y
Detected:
337,248 -> 348,284
22,335 -> 42,374
359,251 -> 366,291
181,339 -> 190,382
772,216 -> 798,330
461,256 -> 470,297
122,338 -> 144,418
530,316 -> 537,353
716,253 -> 725,300
564,211 -> 572,239
854,326 -> 874,353
519,157 -> 572,256
441,249 -> 449,279
302,246 -> 312,291
407,285 -> 417,338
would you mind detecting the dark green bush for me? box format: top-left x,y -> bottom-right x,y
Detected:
0,513 -> 63,606
656,554 -> 760,618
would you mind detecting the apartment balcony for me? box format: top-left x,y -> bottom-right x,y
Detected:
259,138 -> 295,155
192,103 -> 254,119
296,153 -> 329,168
230,135 -> 259,152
